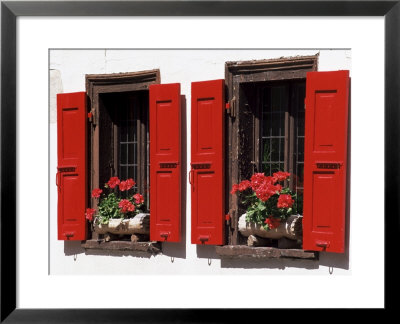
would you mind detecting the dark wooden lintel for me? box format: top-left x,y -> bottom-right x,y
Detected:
215,245 -> 318,260
234,69 -> 308,83
81,239 -> 162,254
226,55 -> 319,73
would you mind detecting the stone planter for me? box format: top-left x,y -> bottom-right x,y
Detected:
94,213 -> 150,235
238,213 -> 302,240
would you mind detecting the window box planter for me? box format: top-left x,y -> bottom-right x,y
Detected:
93,213 -> 150,240
238,213 -> 302,240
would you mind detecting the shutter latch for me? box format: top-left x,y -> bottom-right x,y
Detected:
160,232 -> 170,241
199,235 -> 209,244
315,240 -> 330,249
65,232 -> 75,240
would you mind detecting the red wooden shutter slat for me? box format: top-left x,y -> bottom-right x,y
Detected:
191,79 -> 225,245
57,92 -> 87,240
303,70 -> 350,253
149,83 -> 181,242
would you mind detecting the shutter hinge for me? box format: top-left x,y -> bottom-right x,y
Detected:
90,110 -> 98,126
226,96 -> 236,118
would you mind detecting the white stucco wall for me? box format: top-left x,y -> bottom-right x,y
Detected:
49,49 -> 352,276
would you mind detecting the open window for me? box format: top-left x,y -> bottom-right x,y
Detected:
57,70 -> 182,253
190,55 -> 350,259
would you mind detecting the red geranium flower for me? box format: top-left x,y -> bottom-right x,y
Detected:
85,208 -> 96,222
119,178 -> 136,191
277,194 -> 294,209
273,171 -> 291,182
133,193 -> 144,204
106,177 -> 120,189
91,188 -> 103,198
118,199 -> 135,213
250,173 -> 268,190
225,214 -> 230,221
264,217 -> 281,229
238,180 -> 251,191
231,180 -> 253,195
254,180 -> 282,202
230,183 -> 239,195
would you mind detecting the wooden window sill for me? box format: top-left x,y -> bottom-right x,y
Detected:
81,239 -> 161,255
215,245 -> 318,260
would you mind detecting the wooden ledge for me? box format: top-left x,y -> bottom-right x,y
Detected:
215,245 -> 318,260
82,240 -> 161,255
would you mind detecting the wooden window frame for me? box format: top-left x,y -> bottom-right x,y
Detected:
85,70 -> 160,239
224,55 -> 318,245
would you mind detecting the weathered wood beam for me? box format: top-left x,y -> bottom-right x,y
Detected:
215,245 -> 317,260
81,239 -> 161,254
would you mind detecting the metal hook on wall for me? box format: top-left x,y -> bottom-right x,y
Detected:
73,254 -> 77,261
208,258 -> 212,266
329,266 -> 334,275
171,257 -> 174,263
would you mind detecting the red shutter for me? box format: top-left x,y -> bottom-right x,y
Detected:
149,83 -> 181,242
190,80 -> 225,245
303,70 -> 350,253
57,92 -> 88,240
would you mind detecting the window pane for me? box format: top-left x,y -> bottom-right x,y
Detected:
296,189 -> 304,215
262,163 -> 271,176
262,139 -> 271,163
271,163 -> 281,174
261,85 -> 287,174
119,167 -> 127,181
127,143 -> 136,164
297,137 -> 304,162
271,138 -> 280,162
128,123 -> 136,142
295,163 -> 304,190
297,111 -> 305,137
120,144 -> 127,164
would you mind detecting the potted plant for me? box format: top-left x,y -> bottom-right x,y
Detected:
85,177 -> 149,239
230,171 -> 302,241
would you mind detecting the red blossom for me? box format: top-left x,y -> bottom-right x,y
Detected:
231,179 -> 255,195
133,193 -> 144,204
119,178 -> 136,191
250,173 -> 268,190
118,199 -> 135,213
106,177 -> 120,189
85,208 -> 96,222
277,194 -> 294,209
91,188 -> 103,198
273,171 -> 291,182
238,180 -> 251,191
254,181 -> 282,202
225,214 -> 230,221
264,217 -> 281,229
230,184 -> 239,195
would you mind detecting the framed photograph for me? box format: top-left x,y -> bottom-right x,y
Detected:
2,0 -> 398,322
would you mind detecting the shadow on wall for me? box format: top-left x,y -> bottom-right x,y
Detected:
63,241 -> 154,259
64,241 -> 85,256
161,95 -> 187,260
196,244 -> 221,260
84,249 -> 153,259
220,258 -> 319,270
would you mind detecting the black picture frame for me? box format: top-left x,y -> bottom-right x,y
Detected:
1,0 -> 398,322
